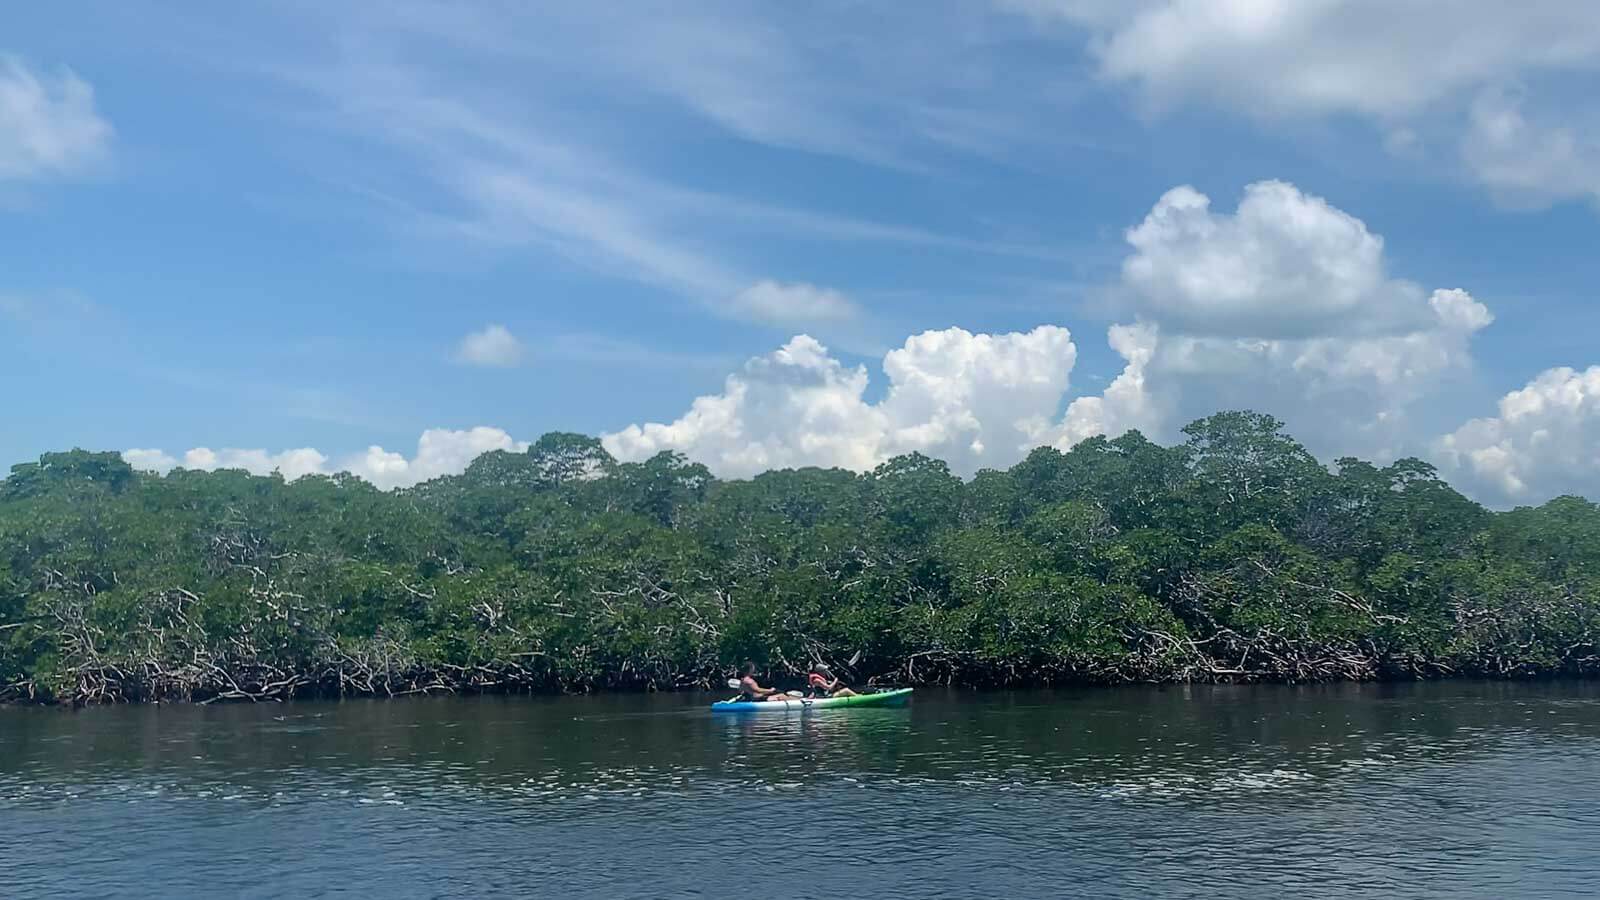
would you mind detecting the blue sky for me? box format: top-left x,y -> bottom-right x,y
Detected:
3,1 -> 1599,506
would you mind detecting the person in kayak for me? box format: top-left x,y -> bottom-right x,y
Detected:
736,661 -> 791,702
805,663 -> 857,699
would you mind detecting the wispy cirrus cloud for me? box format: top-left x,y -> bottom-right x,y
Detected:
1463,87 -> 1600,209
255,55 -> 856,329
190,2 -> 1093,333
349,1 -> 1100,170
0,54 -> 113,181
545,332 -> 738,372
731,281 -> 860,326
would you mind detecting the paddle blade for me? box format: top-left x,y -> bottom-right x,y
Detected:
726,678 -> 742,689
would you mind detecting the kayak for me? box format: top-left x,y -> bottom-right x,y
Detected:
711,687 -> 913,712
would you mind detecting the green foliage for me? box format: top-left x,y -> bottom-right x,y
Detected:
0,414 -> 1596,704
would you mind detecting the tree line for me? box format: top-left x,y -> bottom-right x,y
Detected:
2,411 -> 1596,705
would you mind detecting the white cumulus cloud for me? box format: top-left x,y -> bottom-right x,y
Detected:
1008,1 -> 1600,208
1024,0 -> 1600,119
154,447 -> 332,482
122,448 -> 178,473
603,325 -> 1077,477
606,179 -> 1496,480
1054,321 -> 1163,448
1121,180 -> 1441,338
455,324 -> 525,367
0,55 -> 112,181
1051,296 -> 1491,462
122,427 -> 530,490
346,427 -> 531,489
1435,366 -> 1600,505
1045,181 -> 1494,461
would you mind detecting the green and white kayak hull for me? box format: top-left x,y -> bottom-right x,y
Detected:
710,687 -> 913,712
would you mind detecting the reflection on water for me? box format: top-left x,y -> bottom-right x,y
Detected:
2,682 -> 1598,898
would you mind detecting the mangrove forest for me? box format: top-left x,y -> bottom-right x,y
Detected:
1,411 -> 1597,705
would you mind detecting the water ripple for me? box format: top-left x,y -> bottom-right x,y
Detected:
2,683 -> 1598,898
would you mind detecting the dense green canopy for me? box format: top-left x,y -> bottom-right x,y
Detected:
2,412 -> 1596,704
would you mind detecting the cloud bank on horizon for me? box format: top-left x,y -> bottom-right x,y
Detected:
5,2 -> 1600,509
125,427 -> 531,493
122,180 -> 1592,507
601,180 -> 1514,494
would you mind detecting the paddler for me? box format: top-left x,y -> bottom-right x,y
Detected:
805,663 -> 857,698
736,661 -> 792,702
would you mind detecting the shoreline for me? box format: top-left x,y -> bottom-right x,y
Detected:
6,666 -> 1596,708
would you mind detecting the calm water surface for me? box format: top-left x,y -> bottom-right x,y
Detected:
3,681 -> 1598,898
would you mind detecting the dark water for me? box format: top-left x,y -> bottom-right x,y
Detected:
2,682 -> 1598,898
